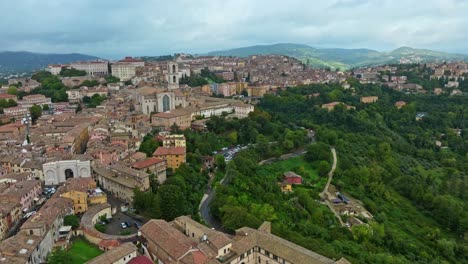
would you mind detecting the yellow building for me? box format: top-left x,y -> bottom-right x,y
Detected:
60,178 -> 107,214
162,134 -> 186,148
360,96 -> 379,104
153,146 -> 186,170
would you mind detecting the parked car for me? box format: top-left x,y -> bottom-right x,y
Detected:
134,222 -> 141,229
121,222 -> 127,229
125,221 -> 131,227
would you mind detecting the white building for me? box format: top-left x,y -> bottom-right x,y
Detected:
42,160 -> 91,186
135,86 -> 186,116
70,61 -> 109,77
46,65 -> 63,75
111,57 -> 145,81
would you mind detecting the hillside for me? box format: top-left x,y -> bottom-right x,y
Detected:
0,51 -> 100,75
207,43 -> 468,69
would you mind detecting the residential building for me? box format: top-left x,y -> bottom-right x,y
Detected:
131,157 -> 167,184
18,94 -> 52,108
360,96 -> 379,104
0,233 -> 44,264
0,180 -> 42,212
321,102 -> 355,111
161,134 -> 186,148
394,101 -> 406,109
233,102 -> 254,118
19,197 -> 74,264
283,171 -> 302,185
59,178 -> 107,214
3,106 -> 29,120
92,164 -> 150,203
153,147 -> 186,170
151,108 -> 192,130
0,201 -> 22,240
85,242 -> 138,264
140,216 -> 349,264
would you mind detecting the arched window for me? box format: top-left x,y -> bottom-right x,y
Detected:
173,75 -> 176,83
163,95 -> 170,112
172,64 -> 176,73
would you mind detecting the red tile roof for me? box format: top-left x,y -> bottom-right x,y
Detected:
153,147 -> 186,156
132,157 -> 165,169
128,256 -> 153,264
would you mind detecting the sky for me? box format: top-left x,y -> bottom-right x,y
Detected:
0,0 -> 467,59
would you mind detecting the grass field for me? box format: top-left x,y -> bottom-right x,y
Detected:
258,156 -> 326,191
68,238 -> 103,264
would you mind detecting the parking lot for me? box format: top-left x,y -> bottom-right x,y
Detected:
213,144 -> 249,162
100,194 -> 147,236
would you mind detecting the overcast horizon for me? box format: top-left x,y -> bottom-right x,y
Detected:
1,0 -> 467,59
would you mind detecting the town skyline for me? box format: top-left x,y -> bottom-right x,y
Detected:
1,0 -> 468,58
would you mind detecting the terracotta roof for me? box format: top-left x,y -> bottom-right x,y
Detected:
153,146 -> 186,156
140,220 -> 197,261
128,256 -> 153,264
86,242 -> 137,264
132,157 -> 165,169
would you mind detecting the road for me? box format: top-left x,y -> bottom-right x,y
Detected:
319,147 -> 346,226
320,147 -> 337,198
199,148 -> 306,234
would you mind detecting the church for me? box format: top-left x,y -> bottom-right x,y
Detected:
135,86 -> 187,116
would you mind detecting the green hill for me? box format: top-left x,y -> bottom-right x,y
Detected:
207,43 -> 468,70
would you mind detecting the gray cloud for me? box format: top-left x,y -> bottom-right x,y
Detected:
0,0 -> 467,58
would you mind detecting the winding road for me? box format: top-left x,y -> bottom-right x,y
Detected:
319,147 -> 345,226
199,149 -> 307,233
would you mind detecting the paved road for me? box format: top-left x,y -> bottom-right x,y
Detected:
199,148 -> 306,234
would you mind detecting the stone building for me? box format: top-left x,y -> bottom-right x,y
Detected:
42,160 -> 91,186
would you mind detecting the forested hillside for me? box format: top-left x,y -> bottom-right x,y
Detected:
209,82 -> 467,263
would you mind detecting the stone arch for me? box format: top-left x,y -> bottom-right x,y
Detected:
172,75 -> 176,83
172,64 -> 176,73
162,95 -> 170,112
80,167 -> 89,177
65,168 -> 74,179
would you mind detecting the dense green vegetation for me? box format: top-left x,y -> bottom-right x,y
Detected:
63,214 -> 79,229
31,71 -> 69,102
48,237 -> 102,264
105,75 -> 120,83
139,133 -> 159,157
180,68 -> 226,87
83,94 -> 106,108
0,98 -> 17,114
60,68 -> 86,77
74,79 -> 100,88
208,82 -> 467,263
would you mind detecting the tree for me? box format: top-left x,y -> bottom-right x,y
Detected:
139,135 -> 159,157
63,214 -> 79,229
317,160 -> 330,176
42,104 -> 50,111
159,185 -> 185,221
215,155 -> 226,171
48,248 -> 72,264
29,104 -> 42,122
7,86 -> 18,95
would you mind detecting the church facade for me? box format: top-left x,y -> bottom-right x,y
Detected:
135,87 -> 187,116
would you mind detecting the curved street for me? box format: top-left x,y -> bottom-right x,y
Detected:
199,148 -> 307,234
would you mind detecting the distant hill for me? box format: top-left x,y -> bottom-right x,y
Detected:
0,51 -> 100,75
206,43 -> 468,70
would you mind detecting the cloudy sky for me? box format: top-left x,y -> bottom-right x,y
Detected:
0,0 -> 466,59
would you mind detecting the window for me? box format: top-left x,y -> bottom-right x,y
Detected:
258,256 -> 261,263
